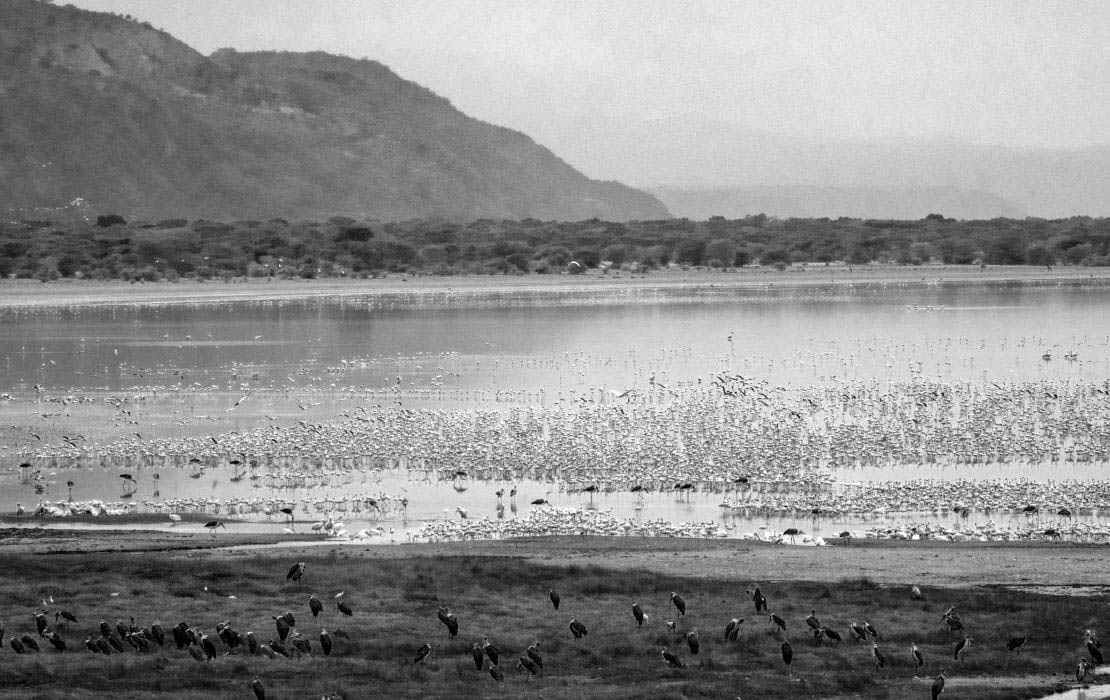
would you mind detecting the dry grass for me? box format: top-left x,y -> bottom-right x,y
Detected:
0,546 -> 1104,699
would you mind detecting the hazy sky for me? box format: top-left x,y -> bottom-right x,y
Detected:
67,0 -> 1110,183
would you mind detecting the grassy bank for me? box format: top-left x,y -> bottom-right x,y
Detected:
0,544 -> 1102,699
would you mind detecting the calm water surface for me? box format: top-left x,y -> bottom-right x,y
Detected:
2,279 -> 1109,540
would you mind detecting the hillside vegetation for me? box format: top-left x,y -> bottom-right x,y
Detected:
0,0 -> 667,222
2,213 -> 1107,282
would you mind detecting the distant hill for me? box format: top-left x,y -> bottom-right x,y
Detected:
652,185 -> 1026,221
0,0 -> 668,222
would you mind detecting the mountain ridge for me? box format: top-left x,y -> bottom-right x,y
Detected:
0,0 -> 669,221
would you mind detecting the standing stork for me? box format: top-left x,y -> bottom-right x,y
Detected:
569,618 -> 588,639
517,654 -> 539,677
725,618 -> 743,641
872,642 -> 886,669
820,627 -> 842,645
414,642 -> 432,664
488,664 -> 504,682
685,630 -> 700,655
252,678 -> 265,700
954,635 -> 971,661
319,629 -> 333,656
911,642 -> 925,674
308,595 -> 323,617
482,636 -> 499,665
670,592 -> 686,617
526,642 -> 543,670
931,670 -> 946,699
632,602 -> 646,626
336,600 -> 353,617
747,588 -> 768,613
203,520 -> 225,536
781,641 -> 794,671
805,610 -> 821,635
548,589 -> 560,610
286,562 -> 306,584
912,585 -> 924,600
471,642 -> 485,670
769,612 -> 786,632
1006,635 -> 1027,655
661,647 -> 685,668
1078,658 -> 1094,682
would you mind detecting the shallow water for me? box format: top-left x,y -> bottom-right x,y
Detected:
2,279 -> 1109,540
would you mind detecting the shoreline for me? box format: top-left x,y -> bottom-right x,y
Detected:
1,264 -> 1108,308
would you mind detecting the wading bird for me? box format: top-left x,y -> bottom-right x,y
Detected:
471,642 -> 484,670
570,618 -> 588,638
954,635 -> 971,661
252,678 -> 265,700
489,664 -> 504,682
770,612 -> 786,632
308,595 -> 323,617
548,589 -> 560,610
1006,635 -> 1027,654
911,642 -> 925,674
781,641 -> 793,668
526,642 -> 543,670
204,520 -> 225,536
747,588 -> 767,613
805,610 -> 821,634
517,654 -> 539,676
286,562 -> 306,583
872,642 -> 886,669
483,636 -> 499,665
336,600 -> 352,617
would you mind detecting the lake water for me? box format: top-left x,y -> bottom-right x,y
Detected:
2,277 -> 1110,542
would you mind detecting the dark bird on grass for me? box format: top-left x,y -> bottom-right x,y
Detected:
269,639 -> 290,658
246,631 -> 258,655
442,612 -> 458,637
489,664 -> 504,682
472,642 -> 485,670
526,642 -> 543,669
911,642 -> 924,673
287,562 -> 306,583
252,678 -> 265,700
336,600 -> 353,617
99,620 -> 112,638
872,642 -> 886,669
1078,658 -> 1094,682
204,520 -> 225,535
569,618 -> 588,638
805,610 -> 821,632
954,635 -> 971,661
200,634 -> 217,659
279,506 -> 294,521
517,655 -> 539,676
319,629 -> 333,656
149,622 -> 164,646
685,630 -> 700,655
46,633 -> 65,652
531,498 -> 548,506
290,634 -> 311,656
864,620 -> 879,638
821,627 -> 842,645
107,635 -> 124,653
116,619 -> 131,640
781,641 -> 793,667
671,592 -> 686,617
747,587 -> 767,612
548,589 -> 560,610
172,624 -> 188,650
258,643 -> 276,659
912,585 -> 924,600
414,642 -> 431,664
273,615 -> 292,641
34,611 -> 47,636
931,671 -> 946,699
95,637 -> 113,655
436,606 -> 450,626
84,637 -> 99,654
1088,637 -> 1104,665
725,618 -> 743,641
632,602 -> 646,626
662,647 -> 685,668
282,611 -> 295,628
944,614 -> 964,633
848,621 -> 865,643
483,636 -> 499,665
188,644 -> 207,663
308,595 -> 323,617
769,612 -> 786,632
1006,635 -> 1027,654
129,631 -> 149,654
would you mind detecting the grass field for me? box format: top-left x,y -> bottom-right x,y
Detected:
0,538 -> 1105,699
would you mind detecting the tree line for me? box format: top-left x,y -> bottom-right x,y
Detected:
2,212 -> 1108,282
